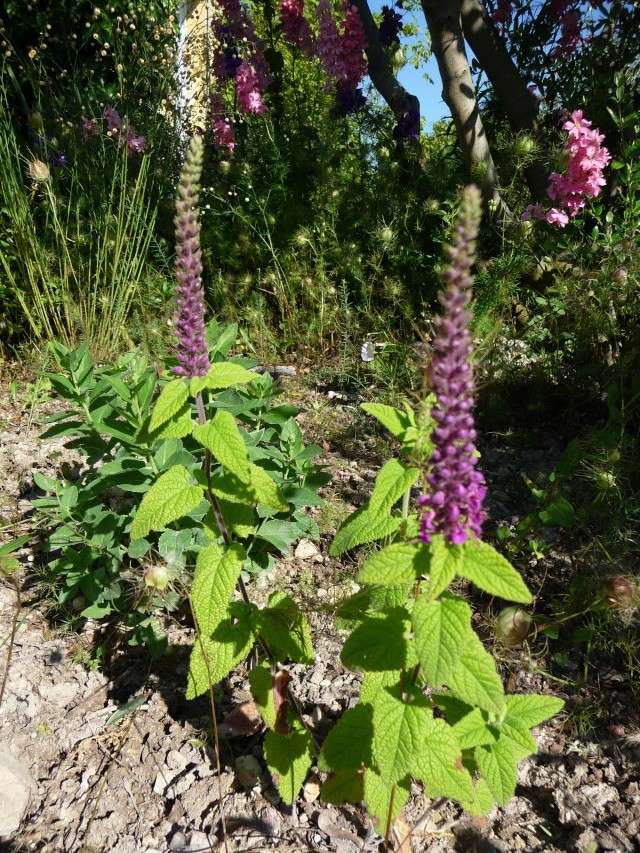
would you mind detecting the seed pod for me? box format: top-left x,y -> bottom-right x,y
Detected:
28,158 -> 50,183
145,563 -> 170,591
494,606 -> 532,646
601,575 -> 637,609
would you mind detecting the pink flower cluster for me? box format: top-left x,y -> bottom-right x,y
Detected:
236,62 -> 267,115
99,106 -> 146,154
522,110 -> 610,228
317,0 -> 367,92
280,0 -> 315,55
211,95 -> 236,152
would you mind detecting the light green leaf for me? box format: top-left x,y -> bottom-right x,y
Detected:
191,543 -> 245,635
447,632 -> 506,716
412,593 -> 473,687
319,704 -> 374,772
372,685 -> 433,783
500,719 -> 537,759
246,463 -> 289,512
130,465 -> 203,540
248,664 -> 277,730
459,540 -> 532,604
264,725 -> 313,805
412,716 -> 474,802
342,610 -> 413,672
149,379 -> 189,432
191,361 -> 256,394
357,542 -> 421,586
505,694 -> 564,729
359,669 -> 400,705
186,618 -> 255,699
461,778 -> 495,816
151,406 -> 193,440
330,508 -> 402,557
321,770 -> 364,805
259,592 -> 315,664
423,536 -> 465,599
193,410 -> 251,482
452,708 -> 498,749
368,459 -> 419,515
475,737 -> 520,806
203,502 -> 255,539
363,770 -> 410,836
361,402 -> 417,447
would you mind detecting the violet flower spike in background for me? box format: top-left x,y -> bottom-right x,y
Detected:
418,185 -> 486,546
173,135 -> 210,379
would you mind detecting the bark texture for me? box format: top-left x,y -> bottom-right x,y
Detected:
460,0 -> 549,200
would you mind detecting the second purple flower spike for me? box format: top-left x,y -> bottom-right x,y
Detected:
419,185 -> 486,546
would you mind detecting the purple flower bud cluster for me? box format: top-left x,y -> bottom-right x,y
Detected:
378,4 -> 403,47
173,136 -> 210,379
418,185 -> 486,546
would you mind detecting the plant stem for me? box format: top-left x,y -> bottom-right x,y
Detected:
0,575 -> 21,709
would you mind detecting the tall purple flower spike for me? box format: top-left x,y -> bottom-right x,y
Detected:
418,185 -> 486,546
173,135 -> 210,379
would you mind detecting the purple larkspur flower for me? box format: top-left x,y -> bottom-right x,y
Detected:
173,136 -> 210,379
126,130 -> 146,154
335,81 -> 366,114
378,4 -> 402,47
418,185 -> 486,545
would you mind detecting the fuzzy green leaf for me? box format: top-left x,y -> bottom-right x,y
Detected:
191,543 -> 245,635
191,361 -> 256,395
321,771 -> 364,805
149,379 -> 189,432
359,669 -> 401,705
258,592 -> 315,664
186,614 -> 254,699
372,685 -> 433,783
462,778 -> 496,816
412,593 -> 473,687
319,704 -> 374,772
330,508 -> 402,557
504,694 -> 564,729
475,737 -> 520,806
204,502 -> 255,539
447,632 -> 506,716
368,459 -> 420,515
264,725 -> 313,805
193,410 -> 251,482
151,405 -> 193,440
363,770 -> 410,836
249,664 -> 277,730
342,609 -> 413,672
459,540 -> 532,604
422,536 -> 465,599
452,708 -> 498,749
246,463 -> 289,512
130,465 -> 203,539
500,719 -> 537,759
361,402 -> 417,447
357,542 -> 422,586
412,716 -> 474,802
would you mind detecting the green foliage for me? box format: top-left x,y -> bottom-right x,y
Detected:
264,723 -> 314,805
318,403 -> 564,827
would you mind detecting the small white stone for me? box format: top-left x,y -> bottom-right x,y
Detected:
294,539 -> 319,560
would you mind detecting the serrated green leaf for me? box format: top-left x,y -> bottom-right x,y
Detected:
191,543 -> 245,635
194,410 -> 251,482
447,632 -> 505,716
249,664 -> 277,729
363,770 -> 410,836
357,542 -> 421,586
459,540 -> 532,604
186,616 -> 255,699
264,726 -> 313,805
452,708 -> 498,749
259,592 -> 314,664
149,379 -> 189,432
204,502 -> 256,539
500,719 -> 537,759
330,508 -> 402,557
475,737 -> 520,806
361,402 -> 417,447
504,694 -> 564,729
319,704 -> 374,772
412,593 -> 473,687
372,685 -> 433,782
359,669 -> 400,706
368,459 -> 419,515
247,463 -> 289,512
342,609 -> 412,672
462,778 -> 496,816
321,770 -> 364,805
191,361 -> 256,395
130,465 -> 204,539
151,405 -> 193,440
412,716 -> 474,802
421,536 -> 464,599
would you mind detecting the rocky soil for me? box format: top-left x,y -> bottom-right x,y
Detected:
1,378 -> 639,853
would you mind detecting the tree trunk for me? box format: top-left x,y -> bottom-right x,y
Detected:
460,0 -> 549,200
421,0 -> 507,215
353,0 -> 421,126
